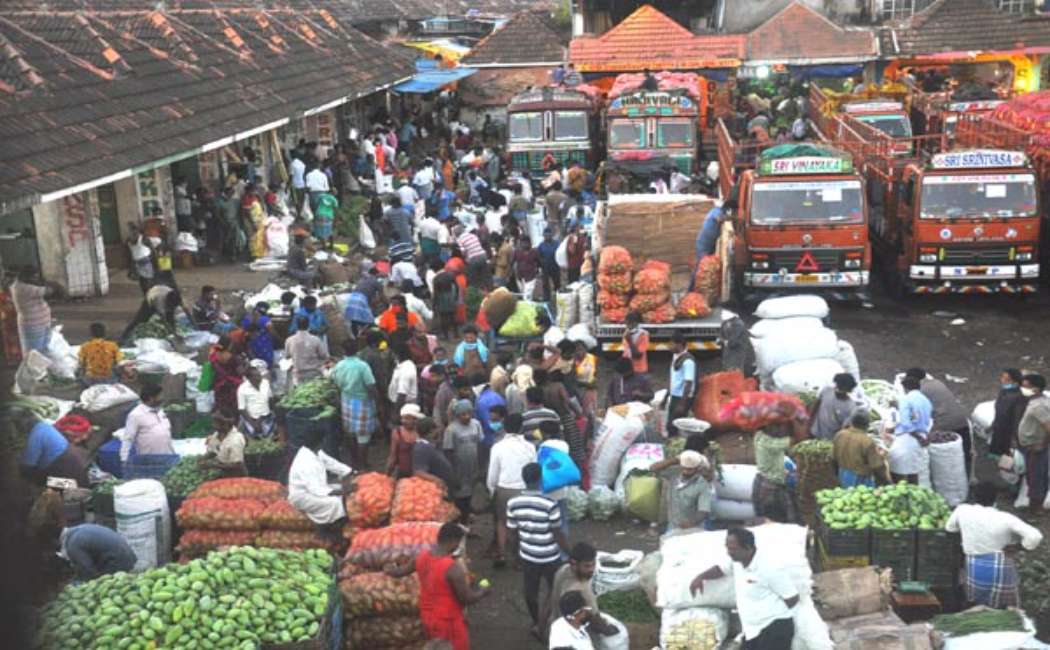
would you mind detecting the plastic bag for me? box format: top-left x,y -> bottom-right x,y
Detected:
624,474 -> 661,522
175,496 -> 267,530
197,361 -> 215,392
46,326 -> 79,380
714,464 -> 758,501
539,445 -> 581,495
258,498 -> 314,531
750,316 -> 823,338
772,359 -> 845,396
754,326 -> 839,378
79,383 -> 139,412
590,405 -> 648,487
587,485 -> 620,520
555,236 -> 569,269
339,572 -> 420,619
694,255 -> 721,304
358,215 -> 376,249
498,302 -> 542,338
189,477 -> 286,501
555,290 -> 577,330
265,218 -> 290,257
929,435 -> 968,506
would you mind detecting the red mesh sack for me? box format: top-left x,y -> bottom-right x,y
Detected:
597,272 -> 633,294
256,530 -> 338,553
641,259 -> 672,274
718,391 -> 808,432
642,303 -> 676,324
676,292 -> 712,319
176,530 -> 257,559
390,477 -> 458,524
175,497 -> 267,530
693,370 -> 749,424
258,499 -> 315,532
344,472 -> 396,529
347,616 -> 426,649
188,478 -> 286,501
602,307 -> 628,323
598,245 -> 633,274
345,522 -> 442,570
634,268 -> 670,295
694,254 -> 721,305
629,292 -> 670,312
597,289 -> 628,310
339,572 -> 420,618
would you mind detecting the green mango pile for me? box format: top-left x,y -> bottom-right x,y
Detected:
816,483 -> 951,530
37,546 -> 333,650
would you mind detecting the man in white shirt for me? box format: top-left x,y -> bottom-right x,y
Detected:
412,160 -> 436,200
305,162 -> 330,214
236,363 -> 276,439
397,181 -> 419,212
690,528 -> 799,648
486,413 -> 536,566
548,590 -> 595,650
391,259 -> 424,289
387,345 -> 418,414
946,482 -> 1043,609
284,316 -> 329,387
288,427 -> 353,526
290,154 -> 306,215
121,384 -> 175,462
398,281 -> 433,324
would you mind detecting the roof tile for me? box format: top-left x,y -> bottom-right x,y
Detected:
461,10 -> 566,66
884,0 -> 1050,56
747,1 -> 876,63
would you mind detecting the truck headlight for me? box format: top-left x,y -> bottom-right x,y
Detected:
1016,252 -> 1033,262
919,253 -> 937,263
752,260 -> 769,270
843,258 -> 862,269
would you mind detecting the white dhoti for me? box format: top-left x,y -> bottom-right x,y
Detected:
288,491 -> 345,525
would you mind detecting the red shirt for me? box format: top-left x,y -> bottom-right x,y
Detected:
415,548 -> 462,622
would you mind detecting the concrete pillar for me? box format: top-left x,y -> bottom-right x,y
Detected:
31,200 -> 64,287
32,191 -> 109,297
114,175 -> 140,240
572,0 -> 585,36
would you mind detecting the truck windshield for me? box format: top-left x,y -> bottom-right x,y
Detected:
609,119 -> 645,149
751,179 -> 864,225
855,114 -> 912,138
554,111 -> 587,140
920,173 -> 1038,219
657,119 -> 693,147
509,112 -> 542,141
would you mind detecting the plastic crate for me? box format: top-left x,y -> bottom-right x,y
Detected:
123,453 -> 180,479
914,529 -> 963,588
817,538 -> 869,571
817,509 -> 872,557
871,528 -> 917,582
96,438 -> 124,478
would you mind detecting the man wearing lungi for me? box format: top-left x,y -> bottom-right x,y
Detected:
330,338 -> 379,468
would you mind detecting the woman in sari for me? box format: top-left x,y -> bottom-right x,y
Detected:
241,302 -> 276,368
210,335 -> 245,415
573,340 -> 598,418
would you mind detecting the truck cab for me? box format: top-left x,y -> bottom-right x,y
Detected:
717,120 -> 871,302
888,150 -> 1040,294
841,101 -> 913,156
506,87 -> 597,176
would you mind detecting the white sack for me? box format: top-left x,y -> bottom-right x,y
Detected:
970,400 -> 996,443
750,316 -> 823,338
834,340 -> 861,381
929,436 -> 968,506
593,549 -> 645,596
46,326 -> 79,380
566,322 -> 598,350
711,498 -> 756,522
555,290 -> 577,330
590,403 -> 649,487
80,383 -> 140,412
754,294 -> 829,320
714,464 -> 758,501
753,327 -> 839,378
114,479 -> 171,571
772,358 -> 846,396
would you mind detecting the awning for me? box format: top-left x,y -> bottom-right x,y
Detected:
394,67 -> 478,94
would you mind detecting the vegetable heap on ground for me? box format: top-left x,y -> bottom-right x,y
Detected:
596,589 -> 658,623
816,483 -> 951,530
932,608 -> 1025,636
279,377 -> 339,410
161,456 -> 221,499
36,546 -> 333,649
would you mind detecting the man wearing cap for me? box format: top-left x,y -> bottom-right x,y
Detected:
650,450 -> 714,534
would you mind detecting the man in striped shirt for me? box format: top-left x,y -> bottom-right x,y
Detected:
507,462 -> 568,637
521,386 -> 562,443
455,226 -> 490,288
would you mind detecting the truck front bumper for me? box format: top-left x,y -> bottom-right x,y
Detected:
909,264 -> 1039,293
744,271 -> 869,288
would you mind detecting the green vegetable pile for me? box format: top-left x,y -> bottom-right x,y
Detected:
816,483 -> 951,530
132,315 -> 172,340
1019,556 -> 1050,637
791,439 -> 834,458
37,546 -> 333,650
597,589 -> 659,624
92,478 -> 121,497
245,438 -> 284,456
279,378 -> 339,410
933,609 -> 1025,636
161,456 -> 221,498
7,397 -> 61,421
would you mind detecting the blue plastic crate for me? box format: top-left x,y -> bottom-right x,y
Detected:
97,438 -> 124,478
123,453 -> 180,479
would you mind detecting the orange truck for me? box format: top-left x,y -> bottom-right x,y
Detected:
716,119 -> 871,302
810,84 -> 914,156
906,82 -> 1004,143
838,114 -> 1040,295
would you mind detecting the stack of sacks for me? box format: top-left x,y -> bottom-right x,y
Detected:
631,260 -> 674,323
750,295 -> 847,395
175,478 -> 336,558
692,254 -> 722,307
610,71 -> 702,101
819,568 -> 931,649
342,472 -> 397,542
597,245 -> 634,323
711,464 -> 758,522
656,523 -> 833,650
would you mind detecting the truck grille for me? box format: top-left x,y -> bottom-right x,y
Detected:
511,149 -> 588,173
769,249 -> 842,272
939,246 -> 1013,265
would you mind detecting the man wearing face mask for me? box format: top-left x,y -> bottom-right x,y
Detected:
991,368 -> 1028,457
1018,374 -> 1050,510
120,384 -> 175,464
808,374 -> 864,440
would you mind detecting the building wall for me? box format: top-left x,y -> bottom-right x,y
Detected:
32,190 -> 108,297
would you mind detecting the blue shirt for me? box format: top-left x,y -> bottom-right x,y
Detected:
475,387 -> 508,445
670,354 -> 696,398
433,190 -> 455,221
696,206 -> 724,259
288,308 -> 328,335
897,389 -> 933,434
344,292 -> 374,325
537,240 -> 559,271
21,421 -> 69,468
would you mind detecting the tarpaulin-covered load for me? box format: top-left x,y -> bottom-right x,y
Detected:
609,71 -> 703,101
758,143 -> 848,163
991,91 -> 1050,147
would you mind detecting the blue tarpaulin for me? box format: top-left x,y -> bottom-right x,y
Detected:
394,66 -> 477,94
788,64 -> 864,79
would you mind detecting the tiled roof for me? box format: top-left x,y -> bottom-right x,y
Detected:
0,5 -> 413,214
460,10 -> 566,66
881,0 -> 1050,56
569,4 -> 745,72
747,1 -> 877,63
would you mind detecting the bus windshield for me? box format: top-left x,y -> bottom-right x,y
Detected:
509,112 -> 542,141
657,119 -> 693,148
751,180 -> 864,225
855,114 -> 912,138
920,173 -> 1038,219
609,119 -> 645,149
554,111 -> 588,140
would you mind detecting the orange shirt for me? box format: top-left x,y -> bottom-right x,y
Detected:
78,338 -> 122,379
